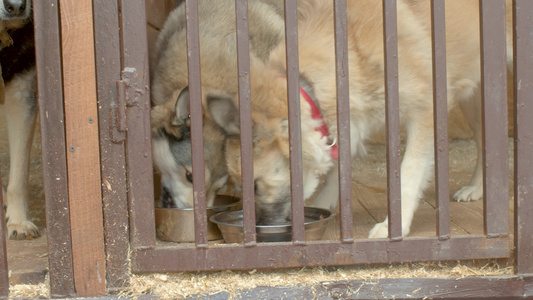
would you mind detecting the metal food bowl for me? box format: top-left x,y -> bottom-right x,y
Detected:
155,195 -> 241,243
210,207 -> 335,243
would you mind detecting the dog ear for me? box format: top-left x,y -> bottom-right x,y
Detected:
172,86 -> 190,126
206,94 -> 240,136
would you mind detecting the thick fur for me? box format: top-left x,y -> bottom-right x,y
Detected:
0,0 -> 39,239
207,0 -> 513,236
150,0 -> 285,208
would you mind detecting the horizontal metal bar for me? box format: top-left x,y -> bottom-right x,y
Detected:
132,235 -> 509,273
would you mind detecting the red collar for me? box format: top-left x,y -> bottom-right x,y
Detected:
299,85 -> 338,160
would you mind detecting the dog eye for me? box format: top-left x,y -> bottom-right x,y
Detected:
185,170 -> 193,183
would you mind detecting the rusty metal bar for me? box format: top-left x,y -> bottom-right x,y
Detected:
513,0 -> 533,275
33,0 -> 76,297
133,235 -> 509,272
382,0 -> 402,240
185,0 -> 209,248
333,0 -> 353,243
284,0 -> 305,244
479,0 -> 509,237
235,0 -> 256,245
430,0 -> 451,240
120,0 -> 156,249
93,0 -> 130,290
0,174 -> 7,298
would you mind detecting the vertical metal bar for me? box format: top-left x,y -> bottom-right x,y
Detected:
382,0 -> 402,240
185,0 -> 208,248
0,174 -> 8,298
430,0 -> 451,240
284,0 -> 305,244
235,0 -> 256,245
120,0 -> 157,249
333,0 -> 353,243
513,0 -> 533,274
479,0 -> 509,237
33,0 -> 76,297
93,0 -> 130,290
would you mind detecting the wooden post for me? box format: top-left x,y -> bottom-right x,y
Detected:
59,0 -> 106,296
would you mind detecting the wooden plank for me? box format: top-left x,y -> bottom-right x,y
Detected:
33,0 -> 77,297
225,276 -> 533,300
93,0 -> 130,291
59,0 -> 106,296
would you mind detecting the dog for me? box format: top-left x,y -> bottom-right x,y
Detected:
206,0 -> 513,237
150,0 -> 286,209
0,0 -> 39,239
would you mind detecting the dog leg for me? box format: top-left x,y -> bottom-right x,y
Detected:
309,160 -> 339,210
453,92 -> 483,202
3,73 -> 39,239
369,113 -> 435,238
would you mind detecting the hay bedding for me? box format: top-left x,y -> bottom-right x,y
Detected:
119,260 -> 511,299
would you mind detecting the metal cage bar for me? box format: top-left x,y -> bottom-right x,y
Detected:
184,0 -> 209,248
479,0 -> 510,237
235,0 -> 257,245
430,0 -> 451,240
513,0 -> 533,275
333,0 -> 354,243
382,0 -> 403,240
284,0 -> 306,244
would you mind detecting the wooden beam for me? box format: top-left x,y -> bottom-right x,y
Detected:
59,0 -> 106,296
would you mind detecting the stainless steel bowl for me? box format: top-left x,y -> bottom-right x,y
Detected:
155,195 -> 241,242
210,207 -> 335,243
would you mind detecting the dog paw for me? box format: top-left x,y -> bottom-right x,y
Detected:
368,221 -> 389,238
453,185 -> 483,202
7,221 -> 40,240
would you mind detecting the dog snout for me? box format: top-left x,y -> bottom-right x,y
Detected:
3,0 -> 26,17
255,203 -> 290,225
161,186 -> 174,208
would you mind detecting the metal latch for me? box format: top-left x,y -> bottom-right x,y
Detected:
111,68 -> 145,143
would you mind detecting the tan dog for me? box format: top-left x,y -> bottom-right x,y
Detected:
150,0 -> 285,208
206,0 -> 513,237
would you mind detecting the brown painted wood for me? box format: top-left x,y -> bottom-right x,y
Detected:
334,0 -> 354,243
430,0 -> 451,240
513,0 -> 533,275
382,0 -> 402,240
93,0 -> 130,291
235,0 -> 257,245
184,0 -> 209,248
0,174 -> 8,298
59,0 -> 106,296
284,0 -> 306,244
33,0 -> 76,297
479,0 -> 510,237
120,0 -> 156,249
133,235 -> 509,272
